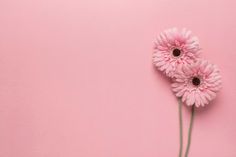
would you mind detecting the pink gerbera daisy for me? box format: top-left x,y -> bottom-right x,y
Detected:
153,28 -> 201,77
172,59 -> 222,107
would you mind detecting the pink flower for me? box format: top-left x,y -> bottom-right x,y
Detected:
153,28 -> 201,77
172,60 -> 222,107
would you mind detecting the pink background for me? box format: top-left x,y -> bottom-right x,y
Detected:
0,0 -> 236,156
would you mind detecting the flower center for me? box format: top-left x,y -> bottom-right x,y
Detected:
192,77 -> 201,86
172,48 -> 181,57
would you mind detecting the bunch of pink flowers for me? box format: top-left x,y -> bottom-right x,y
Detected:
152,28 -> 222,157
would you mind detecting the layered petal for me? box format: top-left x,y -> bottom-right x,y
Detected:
153,28 -> 201,78
172,59 -> 222,107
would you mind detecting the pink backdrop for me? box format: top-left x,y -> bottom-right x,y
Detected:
0,0 -> 236,156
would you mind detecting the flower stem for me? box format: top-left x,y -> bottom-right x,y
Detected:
178,98 -> 183,157
185,105 -> 195,157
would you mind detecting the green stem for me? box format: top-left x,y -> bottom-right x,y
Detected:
185,105 -> 195,157
178,98 -> 183,157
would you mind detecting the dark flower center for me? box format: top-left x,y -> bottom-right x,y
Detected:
172,48 -> 181,57
192,77 -> 201,86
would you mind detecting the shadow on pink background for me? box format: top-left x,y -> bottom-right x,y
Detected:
0,0 -> 236,156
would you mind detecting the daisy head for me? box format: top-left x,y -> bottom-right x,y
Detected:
153,28 -> 201,78
172,60 -> 222,107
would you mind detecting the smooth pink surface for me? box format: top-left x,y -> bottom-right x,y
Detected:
0,0 -> 236,156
